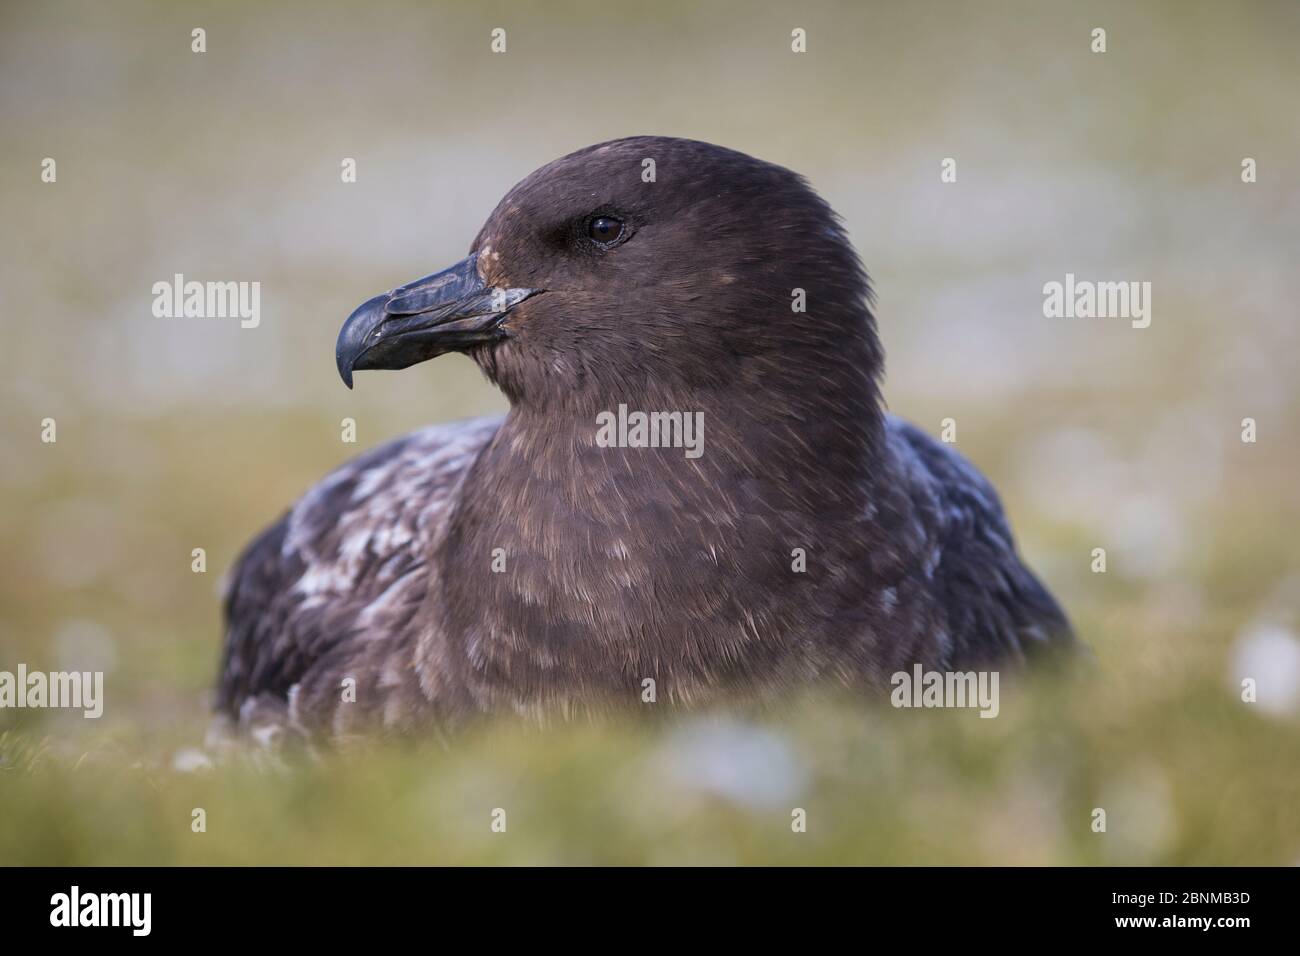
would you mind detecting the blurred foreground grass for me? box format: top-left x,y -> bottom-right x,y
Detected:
2,664 -> 1298,866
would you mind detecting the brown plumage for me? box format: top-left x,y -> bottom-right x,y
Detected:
215,136 -> 1074,741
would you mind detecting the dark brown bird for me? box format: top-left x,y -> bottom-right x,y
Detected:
215,136 -> 1073,742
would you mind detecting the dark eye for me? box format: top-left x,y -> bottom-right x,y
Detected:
587,216 -> 624,245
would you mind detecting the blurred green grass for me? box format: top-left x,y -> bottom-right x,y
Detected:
1,660 -> 1298,865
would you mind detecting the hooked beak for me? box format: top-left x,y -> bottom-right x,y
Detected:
335,253 -> 540,388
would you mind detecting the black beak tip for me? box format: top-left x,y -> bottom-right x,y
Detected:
337,293 -> 390,389
337,351 -> 355,389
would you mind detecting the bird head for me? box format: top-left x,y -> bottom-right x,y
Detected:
336,136 -> 879,409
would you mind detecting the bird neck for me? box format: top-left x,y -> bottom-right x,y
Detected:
428,372 -> 888,709
469,373 -> 886,537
